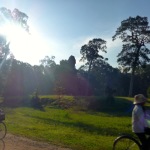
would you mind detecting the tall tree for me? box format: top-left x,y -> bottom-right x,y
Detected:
0,7 -> 29,104
0,7 -> 29,32
113,16 -> 150,96
0,35 -> 9,69
39,56 -> 57,94
80,38 -> 107,80
0,7 -> 29,65
68,55 -> 76,72
40,56 -> 56,68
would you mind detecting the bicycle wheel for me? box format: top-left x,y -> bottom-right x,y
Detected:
113,135 -> 141,150
0,122 -> 6,140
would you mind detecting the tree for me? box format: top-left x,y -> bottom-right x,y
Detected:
54,56 -> 79,95
40,56 -> 56,68
0,7 -> 29,32
0,7 -> 30,104
135,64 -> 150,96
39,56 -> 57,94
0,36 -> 9,68
0,7 -> 29,66
80,38 -> 107,74
80,57 -> 119,96
68,55 -> 76,72
113,16 -> 150,96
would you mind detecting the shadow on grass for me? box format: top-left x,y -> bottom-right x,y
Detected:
87,97 -> 134,117
27,113 -> 131,137
31,105 -> 45,111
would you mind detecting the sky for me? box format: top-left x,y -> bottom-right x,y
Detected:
0,0 -> 150,68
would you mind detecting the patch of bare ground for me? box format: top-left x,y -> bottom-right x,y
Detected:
1,134 -> 72,150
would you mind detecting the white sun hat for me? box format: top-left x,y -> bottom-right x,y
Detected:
133,94 -> 147,104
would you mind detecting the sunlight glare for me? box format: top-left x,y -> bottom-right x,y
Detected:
0,21 -> 49,65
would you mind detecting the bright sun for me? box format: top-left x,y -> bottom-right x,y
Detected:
0,8 -> 51,66
0,22 -> 49,65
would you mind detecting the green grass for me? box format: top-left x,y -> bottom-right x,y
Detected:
2,96 -> 146,150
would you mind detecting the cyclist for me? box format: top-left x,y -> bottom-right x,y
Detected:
132,94 -> 150,150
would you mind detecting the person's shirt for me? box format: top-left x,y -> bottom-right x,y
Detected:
132,104 -> 146,133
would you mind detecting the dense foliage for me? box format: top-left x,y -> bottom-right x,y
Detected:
0,55 -> 149,105
113,16 -> 150,96
0,7 -> 150,106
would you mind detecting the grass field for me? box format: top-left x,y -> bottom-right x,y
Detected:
2,96 -> 149,150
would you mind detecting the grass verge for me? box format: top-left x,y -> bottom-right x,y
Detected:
2,96 -> 148,149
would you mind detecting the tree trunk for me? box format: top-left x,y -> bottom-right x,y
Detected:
88,61 -> 92,81
128,45 -> 141,97
85,60 -> 92,95
128,67 -> 135,97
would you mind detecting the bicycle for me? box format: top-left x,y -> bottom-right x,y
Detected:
0,109 -> 6,140
113,134 -> 142,150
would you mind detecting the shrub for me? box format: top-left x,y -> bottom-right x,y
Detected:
30,91 -> 42,109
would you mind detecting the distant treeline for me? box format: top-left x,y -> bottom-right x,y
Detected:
0,13 -> 149,104
0,55 -> 149,100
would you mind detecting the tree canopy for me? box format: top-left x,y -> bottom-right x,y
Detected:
113,16 -> 150,96
80,38 -> 107,74
0,7 -> 29,68
0,8 -> 150,106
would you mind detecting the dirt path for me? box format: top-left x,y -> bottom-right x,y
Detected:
1,134 -> 72,150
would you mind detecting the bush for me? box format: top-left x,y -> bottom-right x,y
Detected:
30,91 -> 42,109
38,95 -> 118,112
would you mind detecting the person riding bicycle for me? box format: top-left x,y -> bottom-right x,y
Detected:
132,94 -> 150,150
